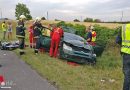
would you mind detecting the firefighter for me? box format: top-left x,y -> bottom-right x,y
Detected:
49,25 -> 64,58
16,15 -> 26,55
33,17 -> 46,54
92,31 -> 96,41
91,27 -> 97,46
28,25 -> 35,48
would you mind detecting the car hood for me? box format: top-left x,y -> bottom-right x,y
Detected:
64,40 -> 92,50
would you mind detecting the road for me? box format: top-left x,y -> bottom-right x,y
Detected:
0,50 -> 57,90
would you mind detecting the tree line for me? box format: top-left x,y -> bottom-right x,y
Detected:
15,3 -> 102,22
15,3 -> 130,23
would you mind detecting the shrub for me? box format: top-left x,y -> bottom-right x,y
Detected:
73,19 -> 80,22
93,24 -> 118,47
57,21 -> 86,37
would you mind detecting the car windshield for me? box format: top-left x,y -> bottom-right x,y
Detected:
64,32 -> 85,42
42,26 -> 85,43
62,26 -> 76,34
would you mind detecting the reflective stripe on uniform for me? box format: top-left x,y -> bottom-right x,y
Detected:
122,40 -> 130,43
122,45 -> 130,48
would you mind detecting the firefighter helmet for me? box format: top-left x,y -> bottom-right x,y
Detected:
19,15 -> 26,19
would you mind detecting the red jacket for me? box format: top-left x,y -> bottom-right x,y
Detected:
51,27 -> 63,40
0,75 -> 4,83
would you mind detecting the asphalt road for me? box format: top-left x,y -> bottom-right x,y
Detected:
0,50 -> 57,90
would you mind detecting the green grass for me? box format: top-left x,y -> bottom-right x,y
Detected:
14,48 -> 123,90
0,20 -> 123,90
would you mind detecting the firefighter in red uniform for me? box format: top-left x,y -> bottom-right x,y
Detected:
28,25 -> 35,48
50,25 -> 64,57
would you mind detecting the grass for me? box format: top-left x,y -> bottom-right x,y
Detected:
14,47 -> 123,90
0,20 -> 123,90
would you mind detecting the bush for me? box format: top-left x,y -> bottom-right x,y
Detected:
41,17 -> 46,20
84,18 -> 93,22
57,21 -> 86,37
73,24 -> 86,37
93,24 -> 118,46
73,19 -> 80,22
57,21 -> 66,27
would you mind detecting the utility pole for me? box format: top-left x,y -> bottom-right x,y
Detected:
80,16 -> 82,22
0,8 -> 2,19
120,11 -> 124,22
47,11 -> 48,20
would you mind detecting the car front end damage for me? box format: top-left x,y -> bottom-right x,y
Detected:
60,42 -> 96,64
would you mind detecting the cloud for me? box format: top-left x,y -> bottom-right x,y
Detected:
0,0 -> 130,21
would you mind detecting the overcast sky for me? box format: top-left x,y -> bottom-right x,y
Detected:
0,0 -> 130,21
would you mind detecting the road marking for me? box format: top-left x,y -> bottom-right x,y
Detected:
1,86 -> 11,89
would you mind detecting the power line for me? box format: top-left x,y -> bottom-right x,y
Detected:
0,8 -> 2,19
80,16 -> 82,22
47,11 -> 48,20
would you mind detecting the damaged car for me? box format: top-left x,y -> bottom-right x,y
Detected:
40,27 -> 96,64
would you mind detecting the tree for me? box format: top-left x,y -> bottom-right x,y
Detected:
26,14 -> 32,20
84,17 -> 93,22
41,17 -> 46,20
55,19 -> 61,21
15,3 -> 32,20
73,19 -> 80,22
94,19 -> 101,23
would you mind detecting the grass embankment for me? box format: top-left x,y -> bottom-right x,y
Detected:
0,20 -> 123,90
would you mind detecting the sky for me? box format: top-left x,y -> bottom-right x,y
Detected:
0,0 -> 130,21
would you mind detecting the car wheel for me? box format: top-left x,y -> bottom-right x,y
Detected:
90,60 -> 96,66
84,59 -> 96,66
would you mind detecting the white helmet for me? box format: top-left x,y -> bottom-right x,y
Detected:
35,17 -> 41,22
19,15 -> 26,19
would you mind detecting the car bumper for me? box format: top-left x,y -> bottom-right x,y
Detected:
61,49 -> 96,63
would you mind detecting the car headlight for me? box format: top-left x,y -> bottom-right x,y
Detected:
93,54 -> 96,57
63,43 -> 72,51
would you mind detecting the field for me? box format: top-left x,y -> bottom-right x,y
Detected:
41,20 -> 121,29
0,20 -> 123,90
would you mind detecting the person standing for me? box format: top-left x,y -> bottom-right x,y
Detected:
33,17 -> 46,54
86,25 -> 96,46
86,25 -> 92,42
2,21 -> 7,39
28,25 -> 35,48
16,15 -> 26,55
49,25 -> 64,58
116,24 -> 130,90
91,27 -> 97,46
7,21 -> 13,40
